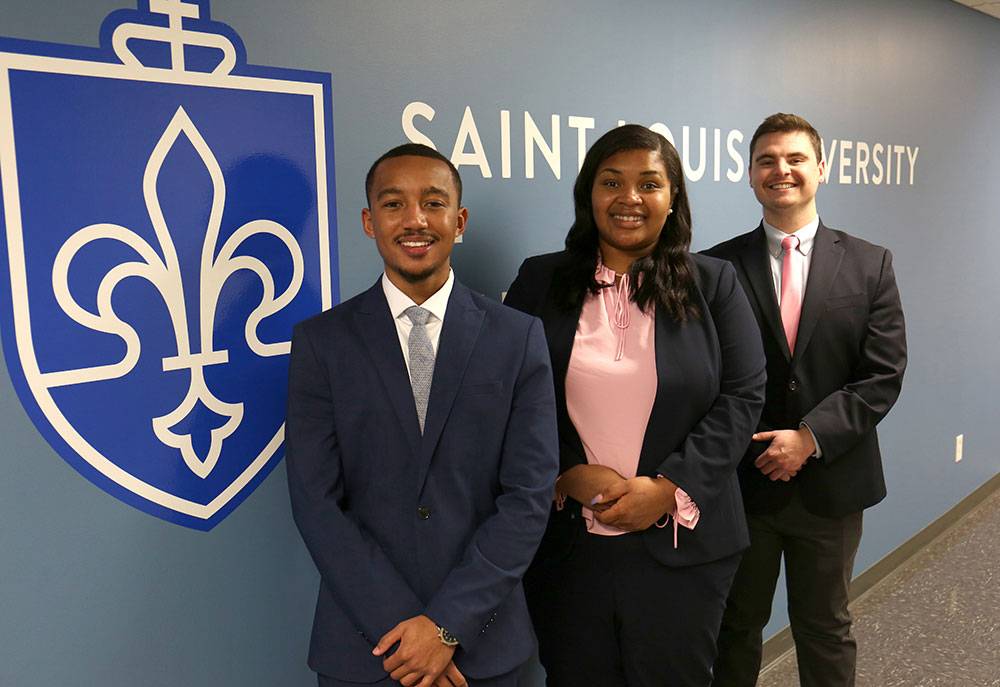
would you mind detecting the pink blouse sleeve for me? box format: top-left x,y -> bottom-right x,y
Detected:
655,486 -> 700,549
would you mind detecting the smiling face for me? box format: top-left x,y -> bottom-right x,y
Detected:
362,155 -> 467,303
590,148 -> 673,273
749,130 -> 826,231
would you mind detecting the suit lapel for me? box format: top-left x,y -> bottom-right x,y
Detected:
738,225 -> 791,360
416,282 -> 484,491
793,223 -> 844,360
354,282 -> 423,461
540,295 -> 586,471
543,298 -> 583,391
636,305 -> 683,477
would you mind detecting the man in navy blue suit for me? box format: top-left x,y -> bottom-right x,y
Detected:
286,143 -> 559,687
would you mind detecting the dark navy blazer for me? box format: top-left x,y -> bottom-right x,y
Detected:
285,279 -> 559,682
504,251 -> 766,567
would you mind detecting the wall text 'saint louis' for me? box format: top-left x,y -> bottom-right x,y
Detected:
402,102 -> 920,186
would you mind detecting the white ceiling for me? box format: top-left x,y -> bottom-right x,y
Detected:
952,0 -> 1000,20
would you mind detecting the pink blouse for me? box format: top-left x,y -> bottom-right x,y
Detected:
563,262 -> 699,546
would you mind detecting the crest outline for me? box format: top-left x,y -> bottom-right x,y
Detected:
0,0 -> 337,529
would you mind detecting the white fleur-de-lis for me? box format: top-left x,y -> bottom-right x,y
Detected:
47,106 -> 304,478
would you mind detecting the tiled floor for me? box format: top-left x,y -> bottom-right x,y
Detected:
758,488 -> 1000,686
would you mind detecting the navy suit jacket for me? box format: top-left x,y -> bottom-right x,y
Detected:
285,279 -> 559,682
704,223 -> 907,517
504,251 -> 766,567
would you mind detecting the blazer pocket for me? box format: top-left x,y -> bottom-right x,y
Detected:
825,293 -> 867,310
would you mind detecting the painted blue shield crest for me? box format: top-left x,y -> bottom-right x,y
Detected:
0,1 -> 337,529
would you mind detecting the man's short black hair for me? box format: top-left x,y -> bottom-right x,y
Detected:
364,143 -> 463,206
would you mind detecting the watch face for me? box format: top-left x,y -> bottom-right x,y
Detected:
438,626 -> 459,646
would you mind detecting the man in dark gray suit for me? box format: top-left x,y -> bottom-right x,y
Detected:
706,114 -> 906,687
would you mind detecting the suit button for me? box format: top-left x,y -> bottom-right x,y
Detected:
788,379 -> 799,392
417,506 -> 431,520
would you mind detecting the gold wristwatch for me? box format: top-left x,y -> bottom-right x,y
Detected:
436,625 -> 459,647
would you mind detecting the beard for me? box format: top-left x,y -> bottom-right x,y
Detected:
396,264 -> 440,283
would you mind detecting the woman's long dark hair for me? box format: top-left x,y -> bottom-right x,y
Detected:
555,124 -> 700,321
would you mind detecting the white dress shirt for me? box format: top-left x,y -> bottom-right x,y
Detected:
761,216 -> 824,458
762,216 -> 819,305
381,270 -> 453,379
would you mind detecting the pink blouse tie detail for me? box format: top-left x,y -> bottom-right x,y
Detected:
595,263 -> 631,361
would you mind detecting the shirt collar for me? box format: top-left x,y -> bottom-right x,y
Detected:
762,216 -> 820,258
381,269 -> 454,322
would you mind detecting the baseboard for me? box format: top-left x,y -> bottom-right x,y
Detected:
759,470 -> 1000,672
760,625 -> 795,670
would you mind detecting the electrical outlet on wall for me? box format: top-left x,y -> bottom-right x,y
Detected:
954,434 -> 964,463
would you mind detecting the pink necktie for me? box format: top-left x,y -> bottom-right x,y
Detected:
780,235 -> 803,354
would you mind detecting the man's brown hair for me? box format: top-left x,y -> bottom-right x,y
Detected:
749,113 -> 823,165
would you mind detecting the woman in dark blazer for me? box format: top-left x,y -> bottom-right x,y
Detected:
504,125 -> 766,687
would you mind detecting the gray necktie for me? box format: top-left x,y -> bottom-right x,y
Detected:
404,306 -> 435,432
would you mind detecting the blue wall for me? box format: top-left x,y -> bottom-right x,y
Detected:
2,1 -> 999,685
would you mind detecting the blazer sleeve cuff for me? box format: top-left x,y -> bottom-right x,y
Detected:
800,422 -> 823,460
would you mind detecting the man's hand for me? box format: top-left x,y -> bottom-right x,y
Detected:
373,615 -> 456,687
558,463 -> 626,511
753,427 -> 815,481
433,662 -> 467,687
592,476 -> 677,532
